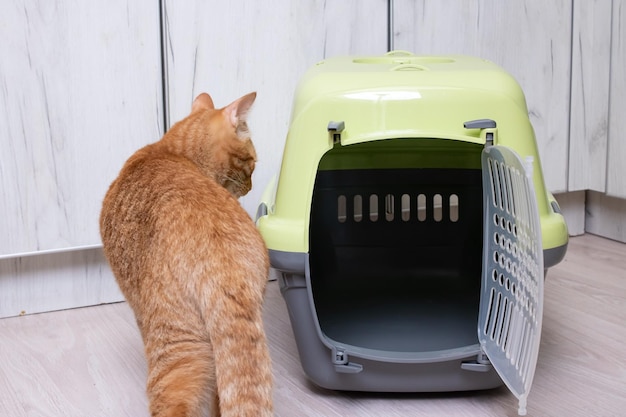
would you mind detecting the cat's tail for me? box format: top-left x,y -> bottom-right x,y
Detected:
143,313 -> 220,417
206,286 -> 274,417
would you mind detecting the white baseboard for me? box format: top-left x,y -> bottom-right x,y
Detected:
586,191 -> 626,243
0,248 -> 123,318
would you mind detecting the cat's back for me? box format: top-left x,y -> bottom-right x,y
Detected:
100,144 -> 266,283
104,144 -> 226,218
101,144 -> 203,237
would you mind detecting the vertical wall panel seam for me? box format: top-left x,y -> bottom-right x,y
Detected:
387,0 -> 394,52
159,0 -> 170,132
566,0 -> 575,192
605,0 -> 615,193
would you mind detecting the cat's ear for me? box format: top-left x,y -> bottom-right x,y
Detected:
191,93 -> 215,113
224,92 -> 257,130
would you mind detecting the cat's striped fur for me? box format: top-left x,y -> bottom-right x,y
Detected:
100,92 -> 273,417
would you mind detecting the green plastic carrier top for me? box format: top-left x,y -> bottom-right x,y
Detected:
257,51 -> 568,256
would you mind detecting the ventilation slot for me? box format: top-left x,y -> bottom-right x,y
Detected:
337,192 -> 462,223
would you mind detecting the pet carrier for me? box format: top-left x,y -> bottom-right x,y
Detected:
256,51 -> 568,415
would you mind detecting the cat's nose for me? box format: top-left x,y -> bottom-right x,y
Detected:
236,179 -> 252,198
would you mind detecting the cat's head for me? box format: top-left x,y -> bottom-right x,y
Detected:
165,92 -> 258,197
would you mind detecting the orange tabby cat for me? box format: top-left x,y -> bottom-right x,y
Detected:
99,91 -> 273,417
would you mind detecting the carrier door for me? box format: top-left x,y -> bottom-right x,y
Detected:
479,145 -> 544,416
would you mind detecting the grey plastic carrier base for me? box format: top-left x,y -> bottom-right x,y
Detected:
277,270 -> 504,392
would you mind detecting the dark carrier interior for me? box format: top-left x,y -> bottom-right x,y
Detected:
309,139 -> 485,356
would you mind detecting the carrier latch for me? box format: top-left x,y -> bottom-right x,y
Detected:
464,119 -> 498,147
461,351 -> 494,373
328,121 -> 345,146
331,347 -> 363,374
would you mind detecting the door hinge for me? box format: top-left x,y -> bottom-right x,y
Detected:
461,351 -> 494,373
331,348 -> 363,374
328,121 -> 345,146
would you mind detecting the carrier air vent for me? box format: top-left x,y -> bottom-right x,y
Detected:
336,192 -> 460,223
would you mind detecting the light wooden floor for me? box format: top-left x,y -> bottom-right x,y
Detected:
0,234 -> 624,417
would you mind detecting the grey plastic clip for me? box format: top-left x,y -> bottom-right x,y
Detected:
464,119 -> 497,147
464,119 -> 497,130
328,121 -> 345,132
328,121 -> 345,145
334,362 -> 364,374
461,361 -> 494,373
255,202 -> 268,221
331,348 -> 363,373
477,351 -> 491,365
331,348 -> 348,365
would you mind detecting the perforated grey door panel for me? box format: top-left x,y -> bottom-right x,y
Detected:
480,146 -> 544,416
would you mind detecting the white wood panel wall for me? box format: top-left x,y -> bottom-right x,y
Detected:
1,1 -> 624,318
568,1 -> 612,193
0,1 -> 162,317
607,0 -> 626,198
392,0 -> 572,194
0,0 -> 388,317
0,1 -> 163,257
566,0 -> 626,234
162,0 -> 388,218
